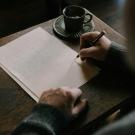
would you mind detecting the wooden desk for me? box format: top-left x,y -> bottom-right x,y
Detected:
0,12 -> 132,135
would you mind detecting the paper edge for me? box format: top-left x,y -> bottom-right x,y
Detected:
0,63 -> 39,102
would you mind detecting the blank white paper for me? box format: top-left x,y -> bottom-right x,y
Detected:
0,27 -> 99,102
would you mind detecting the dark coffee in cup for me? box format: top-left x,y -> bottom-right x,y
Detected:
63,5 -> 93,33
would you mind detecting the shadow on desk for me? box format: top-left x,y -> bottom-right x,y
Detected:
0,67 -> 134,135
65,68 -> 135,135
0,0 -> 62,38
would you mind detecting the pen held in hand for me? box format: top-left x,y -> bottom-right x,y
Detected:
76,30 -> 106,58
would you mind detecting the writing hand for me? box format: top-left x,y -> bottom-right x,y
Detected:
80,31 -> 111,61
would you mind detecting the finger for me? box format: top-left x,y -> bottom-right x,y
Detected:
81,31 -> 100,40
61,87 -> 82,103
80,31 -> 100,50
81,57 -> 86,61
72,99 -> 88,118
39,89 -> 53,98
39,88 -> 57,100
80,46 -> 100,58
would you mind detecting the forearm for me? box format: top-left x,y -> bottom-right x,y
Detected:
11,104 -> 68,135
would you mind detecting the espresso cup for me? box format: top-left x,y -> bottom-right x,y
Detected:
63,5 -> 93,33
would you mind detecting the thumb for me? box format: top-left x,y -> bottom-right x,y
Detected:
80,46 -> 99,58
72,99 -> 88,118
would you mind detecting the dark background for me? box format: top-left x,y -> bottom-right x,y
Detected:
0,0 -> 125,37
81,0 -> 125,35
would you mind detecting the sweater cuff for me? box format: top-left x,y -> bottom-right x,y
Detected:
12,104 -> 68,135
102,41 -> 127,70
106,41 -> 127,61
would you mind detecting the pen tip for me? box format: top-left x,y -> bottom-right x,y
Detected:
76,55 -> 79,58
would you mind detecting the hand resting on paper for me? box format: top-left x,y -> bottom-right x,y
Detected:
80,31 -> 111,61
39,87 -> 88,121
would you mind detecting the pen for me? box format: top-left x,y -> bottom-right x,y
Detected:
76,30 -> 106,58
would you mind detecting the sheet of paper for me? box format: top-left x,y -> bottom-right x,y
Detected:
0,27 -> 99,102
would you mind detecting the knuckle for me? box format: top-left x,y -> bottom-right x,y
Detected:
41,91 -> 48,96
55,88 -> 63,94
94,31 -> 100,34
56,87 -> 69,97
80,49 -> 87,54
65,90 -> 75,100
66,91 -> 73,98
81,49 -> 90,55
85,49 -> 90,54
81,33 -> 88,38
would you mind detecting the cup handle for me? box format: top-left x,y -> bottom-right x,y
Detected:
84,13 -> 93,24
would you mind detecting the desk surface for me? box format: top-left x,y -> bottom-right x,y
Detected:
0,13 -> 131,135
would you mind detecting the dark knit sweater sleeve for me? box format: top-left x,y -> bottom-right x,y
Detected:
100,41 -> 135,81
11,104 -> 68,135
87,41 -> 135,79
103,41 -> 128,72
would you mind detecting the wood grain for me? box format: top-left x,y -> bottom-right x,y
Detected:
0,13 -> 132,135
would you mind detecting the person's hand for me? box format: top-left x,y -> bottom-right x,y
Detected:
80,31 -> 111,61
39,87 -> 88,121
